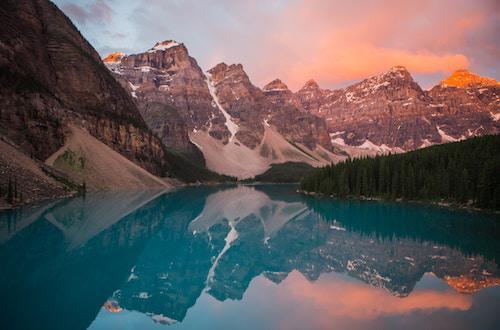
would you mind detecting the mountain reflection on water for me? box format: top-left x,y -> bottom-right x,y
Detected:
0,185 -> 499,330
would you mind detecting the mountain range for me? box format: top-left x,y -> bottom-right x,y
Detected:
104,40 -> 499,178
0,0 -> 499,206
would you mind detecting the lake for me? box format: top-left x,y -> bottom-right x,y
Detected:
0,184 -> 499,330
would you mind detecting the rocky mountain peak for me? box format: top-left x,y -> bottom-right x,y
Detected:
263,79 -> 289,92
379,65 -> 413,81
389,65 -> 409,72
440,69 -> 499,88
148,40 -> 182,53
207,62 -> 228,77
302,79 -> 320,90
208,62 -> 249,85
349,65 -> 418,98
208,62 -> 244,74
103,52 -> 125,63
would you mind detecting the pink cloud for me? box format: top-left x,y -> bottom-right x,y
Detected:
237,0 -> 484,89
58,0 -> 498,89
286,45 -> 469,89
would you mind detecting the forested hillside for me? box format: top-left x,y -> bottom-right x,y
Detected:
300,135 -> 500,210
245,162 -> 313,183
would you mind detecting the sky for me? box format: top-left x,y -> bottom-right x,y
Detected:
52,0 -> 499,91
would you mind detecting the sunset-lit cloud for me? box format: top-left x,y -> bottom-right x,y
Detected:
54,0 -> 499,90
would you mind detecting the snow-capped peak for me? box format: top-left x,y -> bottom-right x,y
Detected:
148,40 -> 181,53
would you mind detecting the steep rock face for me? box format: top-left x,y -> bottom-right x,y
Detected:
262,78 -> 302,109
294,67 -> 500,151
295,79 -> 330,113
207,62 -> 267,148
107,41 -> 228,157
328,66 -> 436,150
268,106 -> 332,150
0,0 -> 168,176
209,64 -> 333,151
426,70 -> 500,139
120,41 -> 216,130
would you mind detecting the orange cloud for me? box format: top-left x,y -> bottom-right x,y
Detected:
62,0 -> 497,90
286,45 -> 469,89
244,0 -> 478,90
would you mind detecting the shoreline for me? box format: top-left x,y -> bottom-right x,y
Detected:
297,189 -> 500,215
0,178 -> 240,211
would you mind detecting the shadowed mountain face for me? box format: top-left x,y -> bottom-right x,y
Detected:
0,0 -> 168,175
0,0 -> 195,206
0,185 -> 499,329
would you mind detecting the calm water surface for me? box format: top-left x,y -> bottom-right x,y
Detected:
0,185 -> 499,330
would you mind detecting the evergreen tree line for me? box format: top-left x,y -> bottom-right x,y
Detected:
300,135 -> 500,210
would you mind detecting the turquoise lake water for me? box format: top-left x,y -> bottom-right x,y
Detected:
0,184 -> 499,330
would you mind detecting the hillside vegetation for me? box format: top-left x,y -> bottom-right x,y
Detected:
300,135 -> 500,210
246,162 -> 314,183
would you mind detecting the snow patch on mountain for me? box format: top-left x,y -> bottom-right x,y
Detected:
331,137 -> 347,146
491,112 -> 500,121
128,82 -> 140,98
148,40 -> 180,52
419,139 -> 433,149
205,73 -> 239,141
437,126 -> 458,143
264,88 -> 288,92
359,140 -> 399,153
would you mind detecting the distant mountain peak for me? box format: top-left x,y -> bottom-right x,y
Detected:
208,63 -> 245,78
353,66 -> 415,90
302,79 -> 320,90
379,66 -> 412,80
263,79 -> 289,92
440,69 -> 499,88
148,40 -> 182,53
389,65 -> 409,72
103,52 -> 125,63
209,62 -> 228,71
